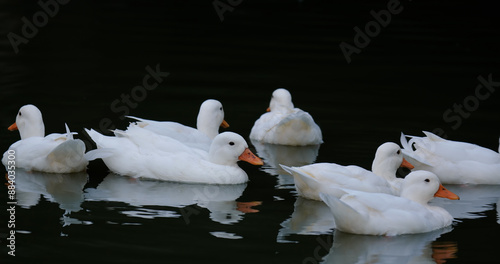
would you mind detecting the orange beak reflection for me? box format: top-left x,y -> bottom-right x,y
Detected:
238,148 -> 263,165
434,184 -> 460,200
237,201 -> 262,213
8,123 -> 18,131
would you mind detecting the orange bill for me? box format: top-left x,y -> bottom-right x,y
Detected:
434,184 -> 460,200
238,148 -> 263,165
400,158 -> 415,169
8,123 -> 18,131
266,107 -> 271,112
220,120 -> 230,128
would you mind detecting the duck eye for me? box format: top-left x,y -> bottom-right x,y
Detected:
424,179 -> 430,182
220,107 -> 223,111
396,150 -> 401,155
229,141 -> 235,146
18,112 -> 22,116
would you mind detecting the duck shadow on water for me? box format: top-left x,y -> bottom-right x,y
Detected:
14,169 -> 88,226
84,173 -> 257,225
251,139 -> 320,188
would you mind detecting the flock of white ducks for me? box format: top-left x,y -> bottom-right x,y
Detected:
4,88 -> 499,236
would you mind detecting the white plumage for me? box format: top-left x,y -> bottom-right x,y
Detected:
2,105 -> 88,173
250,88 -> 322,146
281,142 -> 414,200
401,131 -> 500,184
319,171 -> 459,236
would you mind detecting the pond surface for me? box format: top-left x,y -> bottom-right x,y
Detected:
1,0 -> 500,263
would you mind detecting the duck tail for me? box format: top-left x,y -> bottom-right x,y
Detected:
400,132 -> 434,167
47,139 -> 86,166
84,148 -> 115,161
319,192 -> 363,232
280,164 -> 321,190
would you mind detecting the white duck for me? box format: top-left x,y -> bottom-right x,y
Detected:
85,130 -> 263,184
249,88 -> 322,146
113,124 -> 208,158
320,171 -> 460,236
127,99 -> 229,151
280,142 -> 414,201
1,105 -> 88,173
401,131 -> 500,184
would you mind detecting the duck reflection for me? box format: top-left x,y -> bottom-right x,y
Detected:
15,169 -> 88,212
429,184 -> 500,222
321,227 -> 456,264
14,169 -> 88,228
84,173 -> 256,225
251,139 -> 320,187
278,197 -> 335,242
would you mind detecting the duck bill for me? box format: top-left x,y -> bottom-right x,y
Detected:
220,120 -> 230,128
8,123 -> 18,131
400,158 -> 415,169
266,107 -> 271,112
434,184 -> 460,200
238,148 -> 263,165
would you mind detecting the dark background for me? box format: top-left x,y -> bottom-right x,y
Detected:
1,0 -> 499,263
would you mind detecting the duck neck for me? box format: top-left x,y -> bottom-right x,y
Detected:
19,120 -> 45,139
371,160 -> 397,182
400,188 -> 431,205
208,148 -> 237,167
197,115 -> 219,139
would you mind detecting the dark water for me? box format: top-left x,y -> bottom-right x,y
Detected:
1,0 -> 500,263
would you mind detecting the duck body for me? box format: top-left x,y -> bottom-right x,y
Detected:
281,142 -> 414,200
127,99 -> 228,151
401,131 -> 500,184
320,171 -> 459,236
281,163 -> 395,200
2,105 -> 87,173
250,88 -> 322,146
3,134 -> 87,173
85,130 -> 262,184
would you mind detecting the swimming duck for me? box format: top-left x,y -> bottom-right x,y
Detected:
85,130 -> 263,184
320,171 -> 459,236
401,131 -> 500,184
2,105 -> 87,173
249,88 -> 322,146
128,99 -> 229,151
281,142 -> 414,200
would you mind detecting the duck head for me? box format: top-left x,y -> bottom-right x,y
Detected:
400,171 -> 459,204
197,99 -> 228,139
372,142 -> 414,181
208,132 -> 263,166
268,88 -> 294,113
8,104 -> 45,139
